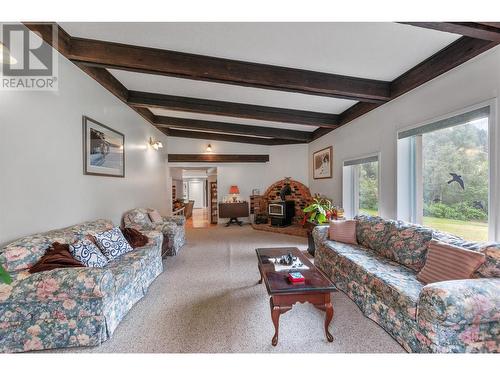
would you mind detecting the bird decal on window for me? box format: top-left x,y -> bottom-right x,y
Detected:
447,173 -> 465,190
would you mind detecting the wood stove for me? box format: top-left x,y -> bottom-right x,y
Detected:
268,200 -> 295,227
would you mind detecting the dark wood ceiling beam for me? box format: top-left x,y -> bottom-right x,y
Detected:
163,128 -> 302,145
168,154 -> 270,163
155,116 -> 311,142
23,22 -> 71,55
68,37 -> 389,103
401,22 -> 500,42
391,36 -> 499,99
314,35 -> 499,136
75,65 -> 157,125
77,64 -> 129,102
25,23 -> 390,102
129,91 -> 339,128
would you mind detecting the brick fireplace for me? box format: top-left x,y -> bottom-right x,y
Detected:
262,178 -> 312,219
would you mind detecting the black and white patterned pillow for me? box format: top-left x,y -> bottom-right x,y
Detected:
94,227 -> 133,261
69,239 -> 108,268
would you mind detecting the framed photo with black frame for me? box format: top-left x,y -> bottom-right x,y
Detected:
83,116 -> 125,177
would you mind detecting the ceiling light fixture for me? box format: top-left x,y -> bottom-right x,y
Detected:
149,137 -> 163,151
0,43 -> 17,65
206,144 -> 213,153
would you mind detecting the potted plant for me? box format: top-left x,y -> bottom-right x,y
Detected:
302,196 -> 335,256
0,264 -> 12,284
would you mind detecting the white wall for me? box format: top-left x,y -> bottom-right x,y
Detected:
308,46 -> 500,239
166,138 -> 309,222
0,42 -> 169,245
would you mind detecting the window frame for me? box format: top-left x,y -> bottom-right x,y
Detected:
396,99 -> 498,241
342,152 -> 381,219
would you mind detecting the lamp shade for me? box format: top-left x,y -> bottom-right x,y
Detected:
229,185 -> 240,194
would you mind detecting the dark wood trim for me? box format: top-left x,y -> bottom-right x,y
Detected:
155,116 -> 312,142
323,35 -> 499,134
164,128 -> 303,145
129,91 -> 339,128
25,23 -> 390,102
23,22 -> 71,55
391,36 -> 499,99
25,22 -> 500,145
77,64 -> 129,102
69,38 -> 389,103
168,154 -> 270,163
401,22 -> 500,42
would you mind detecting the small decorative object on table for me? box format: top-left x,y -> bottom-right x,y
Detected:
288,272 -> 305,283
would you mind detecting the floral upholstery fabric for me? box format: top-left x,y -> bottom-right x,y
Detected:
0,220 -> 163,353
383,220 -> 433,272
123,208 -> 186,256
476,244 -> 500,278
354,215 -> 391,253
313,218 -> 500,353
0,219 -> 113,272
319,240 -> 423,319
417,279 -> 500,353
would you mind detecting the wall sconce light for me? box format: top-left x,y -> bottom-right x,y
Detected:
149,137 -> 163,150
0,43 -> 17,65
206,144 -> 213,153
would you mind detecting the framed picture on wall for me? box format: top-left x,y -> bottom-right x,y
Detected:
313,146 -> 332,179
83,116 -> 125,177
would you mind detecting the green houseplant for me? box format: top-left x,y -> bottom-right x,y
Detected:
0,264 -> 12,284
302,196 -> 335,256
302,196 -> 334,224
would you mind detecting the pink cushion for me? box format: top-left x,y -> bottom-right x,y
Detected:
417,240 -> 485,285
148,210 -> 163,223
328,220 -> 358,245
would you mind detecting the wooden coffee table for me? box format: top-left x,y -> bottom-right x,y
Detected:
256,247 -> 336,346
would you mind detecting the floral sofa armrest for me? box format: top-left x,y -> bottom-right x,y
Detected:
0,267 -> 114,305
417,278 -> 500,326
163,215 -> 186,226
312,225 -> 330,250
139,230 -> 163,250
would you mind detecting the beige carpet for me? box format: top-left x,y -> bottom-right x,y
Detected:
62,225 -> 404,353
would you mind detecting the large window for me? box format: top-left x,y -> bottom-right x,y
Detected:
343,155 -> 379,218
398,106 -> 491,241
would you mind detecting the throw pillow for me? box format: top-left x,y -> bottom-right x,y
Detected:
29,242 -> 84,274
148,210 -> 163,223
69,239 -> 108,268
121,227 -> 149,249
417,240 -> 485,284
94,227 -> 133,260
329,220 -> 358,245
354,215 -> 391,253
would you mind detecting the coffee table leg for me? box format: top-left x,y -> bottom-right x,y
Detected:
324,301 -> 334,342
270,297 -> 280,346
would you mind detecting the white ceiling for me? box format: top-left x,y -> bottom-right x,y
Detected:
59,23 -> 462,137
62,22 -> 459,81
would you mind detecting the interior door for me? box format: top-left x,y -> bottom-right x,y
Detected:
188,180 -> 204,208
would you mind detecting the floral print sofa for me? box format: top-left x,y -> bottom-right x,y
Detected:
123,208 -> 186,256
0,219 -> 163,353
313,215 -> 499,353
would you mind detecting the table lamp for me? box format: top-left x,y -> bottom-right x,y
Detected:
229,185 -> 240,202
